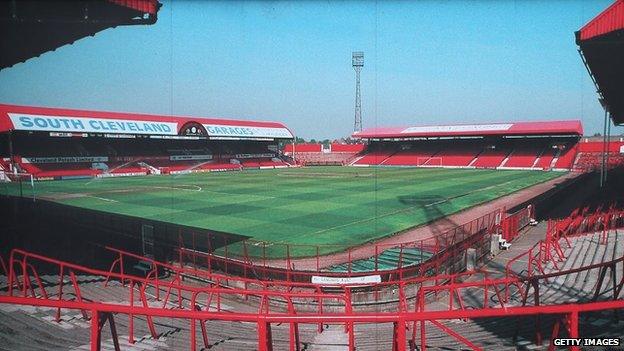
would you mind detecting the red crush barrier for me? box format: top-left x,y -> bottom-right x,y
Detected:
0,294 -> 623,351
176,208 -> 503,283
505,205 -> 624,281
4,205 -> 623,349
2,233 -> 623,351
501,205 -> 534,242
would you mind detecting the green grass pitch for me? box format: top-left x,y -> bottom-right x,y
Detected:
2,167 -> 563,258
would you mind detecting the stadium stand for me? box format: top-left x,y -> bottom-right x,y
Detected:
352,121 -> 583,170
283,143 -> 323,153
576,0 -> 624,125
0,0 -> 160,70
572,139 -> 624,171
330,143 -> 365,153
0,158 -> 9,172
2,1 -> 624,349
575,153 -> 624,171
0,104 -> 294,179
534,146 -> 557,170
353,133 -> 583,171
471,146 -> 510,169
283,143 -> 364,166
433,142 -> 481,167
553,143 -> 580,170
382,142 -> 439,166
503,144 -> 543,168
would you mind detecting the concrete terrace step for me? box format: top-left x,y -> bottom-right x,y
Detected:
1,229 -> 622,350
308,325 -> 350,351
0,309 -> 87,351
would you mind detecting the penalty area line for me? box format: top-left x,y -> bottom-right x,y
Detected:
85,195 -> 118,203
149,185 -> 203,192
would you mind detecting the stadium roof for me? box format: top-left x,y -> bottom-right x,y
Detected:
1,0 -> 161,70
576,0 -> 624,125
0,104 -> 294,140
352,121 -> 583,139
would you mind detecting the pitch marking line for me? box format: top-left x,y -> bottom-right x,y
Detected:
85,195 -> 118,203
277,172 -> 374,178
150,185 -> 203,192
199,189 -> 277,200
305,198 -> 450,237
305,174 -> 538,237
147,184 -> 278,200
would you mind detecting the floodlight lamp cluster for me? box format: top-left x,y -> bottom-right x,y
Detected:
352,52 -> 364,67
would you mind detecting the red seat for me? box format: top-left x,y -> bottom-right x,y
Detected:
473,149 -> 508,168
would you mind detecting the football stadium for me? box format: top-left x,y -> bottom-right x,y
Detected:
1,1 -> 624,350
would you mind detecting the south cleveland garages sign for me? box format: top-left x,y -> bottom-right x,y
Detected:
5,109 -> 293,139
204,124 -> 292,139
9,113 -> 178,135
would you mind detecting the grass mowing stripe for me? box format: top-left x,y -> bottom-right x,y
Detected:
1,167 -> 564,257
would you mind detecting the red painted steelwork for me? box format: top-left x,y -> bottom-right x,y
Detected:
108,0 -> 160,15
0,295 -> 622,351
176,208 -> 502,282
578,0 -> 624,41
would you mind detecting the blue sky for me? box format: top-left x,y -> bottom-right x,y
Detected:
0,0 -> 620,140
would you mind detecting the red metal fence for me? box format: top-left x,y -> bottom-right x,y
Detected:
1,287 -> 623,351
2,205 -> 622,350
1,219 -> 623,351
500,204 -> 534,242
505,204 -> 624,280
177,208 -> 503,282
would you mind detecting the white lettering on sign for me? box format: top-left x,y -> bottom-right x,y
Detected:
401,124 -> 513,134
311,275 -> 381,285
204,124 -> 292,139
170,155 -> 213,161
24,156 -> 108,164
9,113 -> 177,135
553,338 -> 621,347
234,153 -> 275,159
